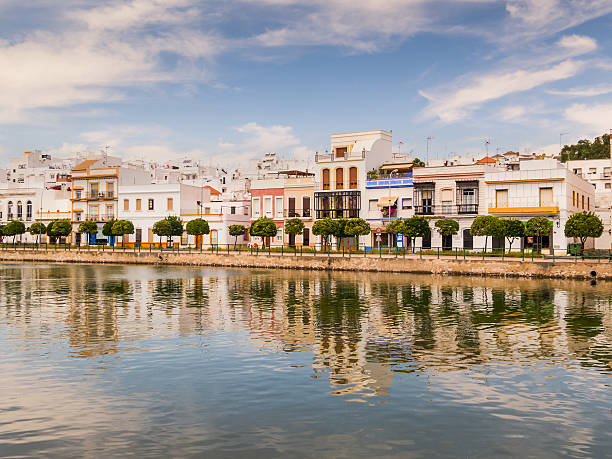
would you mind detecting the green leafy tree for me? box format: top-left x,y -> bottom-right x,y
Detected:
501,219 -> 525,252
525,217 -> 553,252
386,219 -> 405,248
249,217 -> 277,248
111,220 -> 135,247
559,133 -> 610,162
412,157 -> 426,168
77,221 -> 98,245
435,218 -> 459,250
102,219 -> 116,245
345,218 -> 371,237
29,222 -> 47,244
470,215 -> 500,251
401,216 -> 431,250
152,219 -> 172,246
0,224 -> 6,243
186,218 -> 210,246
4,220 -> 26,244
312,217 -> 337,248
50,219 -> 72,240
228,224 -> 246,248
564,212 -> 604,251
284,218 -> 305,246
46,220 -> 57,239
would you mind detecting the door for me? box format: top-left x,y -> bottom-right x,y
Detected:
288,197 -> 296,217
289,233 -> 296,247
421,190 -> 433,214
442,234 -> 452,250
422,233 -> 431,249
492,237 -> 505,251
135,228 -> 142,246
75,232 -> 81,246
463,229 -> 473,249
303,196 -> 311,218
539,187 -> 553,206
303,227 -> 310,246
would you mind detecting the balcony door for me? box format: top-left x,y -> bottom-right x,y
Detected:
421,190 -> 433,214
539,187 -> 553,206
288,197 -> 296,217
495,189 -> 508,208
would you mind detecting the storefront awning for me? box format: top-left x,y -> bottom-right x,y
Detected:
377,196 -> 398,207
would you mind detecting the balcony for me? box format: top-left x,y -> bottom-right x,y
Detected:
83,215 -> 114,222
315,150 -> 366,163
283,209 -> 312,219
414,204 -> 479,215
88,191 -> 115,200
488,201 -> 559,215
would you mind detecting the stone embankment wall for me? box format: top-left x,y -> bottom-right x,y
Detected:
0,249 -> 610,280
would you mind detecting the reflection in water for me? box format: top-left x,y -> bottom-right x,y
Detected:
0,264 -> 611,457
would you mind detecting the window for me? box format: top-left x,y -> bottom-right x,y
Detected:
148,199 -> 154,210
7,201 -> 12,219
75,190 -> 82,199
167,198 -> 173,211
106,205 -> 113,220
252,197 -> 261,218
106,182 -> 114,198
264,197 -> 273,218
26,201 -> 32,220
205,207 -> 210,214
589,168 -> 597,175
136,199 -> 142,211
572,191 -> 575,206
606,183 -> 611,189
335,147 -> 347,159
349,167 -> 358,189
181,231 -> 188,245
231,206 -> 236,215
495,189 -> 508,207
322,169 -> 330,190
402,198 -> 412,210
441,188 -> 453,212
582,195 -> 585,209
539,187 -> 553,206
90,182 -> 99,198
587,197 -> 590,211
604,167 -> 611,178
75,211 -> 82,222
89,205 -> 99,220
275,196 -> 283,218
335,168 -> 344,189
303,196 -> 311,217
369,199 -> 378,211
17,201 -> 22,220
573,168 -> 582,175
124,199 -> 129,211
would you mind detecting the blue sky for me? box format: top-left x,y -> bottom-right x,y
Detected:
0,0 -> 611,166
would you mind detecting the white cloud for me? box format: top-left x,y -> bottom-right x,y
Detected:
420,60 -> 582,123
558,34 -> 597,54
564,103 -> 612,134
547,84 -> 612,97
499,105 -> 527,122
0,0 -> 222,124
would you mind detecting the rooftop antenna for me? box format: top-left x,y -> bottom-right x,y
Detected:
484,138 -> 490,155
104,145 -> 110,165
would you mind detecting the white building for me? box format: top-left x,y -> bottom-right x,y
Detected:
566,158 -> 612,249
313,130 -> 393,248
486,158 -> 596,253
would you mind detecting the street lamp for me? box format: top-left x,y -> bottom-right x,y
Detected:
387,168 -> 398,221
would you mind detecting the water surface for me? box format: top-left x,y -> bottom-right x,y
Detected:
0,264 -> 611,458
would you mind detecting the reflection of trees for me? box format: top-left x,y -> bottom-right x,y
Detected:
565,293 -> 604,339
518,289 -> 555,324
401,285 -> 434,349
152,278 -> 183,310
250,278 -> 276,310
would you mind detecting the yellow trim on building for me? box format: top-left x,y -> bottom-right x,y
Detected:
488,206 -> 560,215
485,178 -> 564,184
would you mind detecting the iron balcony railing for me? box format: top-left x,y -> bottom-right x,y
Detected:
414,204 -> 479,215
88,191 -> 115,199
283,209 -> 312,218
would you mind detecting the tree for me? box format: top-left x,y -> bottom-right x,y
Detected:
412,157 -> 426,168
564,212 -> 604,251
312,217 -> 336,248
46,220 -> 58,241
102,219 -> 116,245
345,218 -> 371,237
501,219 -> 525,252
77,221 -> 98,245
0,224 -> 6,243
435,218 -> 459,250
525,217 -> 553,252
284,218 -> 305,246
186,218 -> 210,247
4,220 -> 26,244
249,217 -> 277,248
401,216 -> 430,250
228,224 -> 246,249
152,219 -> 172,246
153,216 -> 183,246
50,219 -> 72,241
470,215 -> 499,251
559,133 -> 610,162
111,220 -> 135,247
29,222 -> 47,245
385,219 -> 405,248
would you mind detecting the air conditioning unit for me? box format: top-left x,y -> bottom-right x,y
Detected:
98,192 -> 104,197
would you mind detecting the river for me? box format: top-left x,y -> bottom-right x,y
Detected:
0,263 -> 611,457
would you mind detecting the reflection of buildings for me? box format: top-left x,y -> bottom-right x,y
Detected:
0,266 -> 611,398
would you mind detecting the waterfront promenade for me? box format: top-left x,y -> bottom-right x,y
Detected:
1,245 -> 611,280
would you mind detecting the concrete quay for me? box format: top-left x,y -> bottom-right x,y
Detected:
0,249 -> 610,280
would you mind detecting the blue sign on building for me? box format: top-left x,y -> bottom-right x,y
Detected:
366,176 -> 413,189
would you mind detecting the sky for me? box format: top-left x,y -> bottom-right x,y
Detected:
0,0 -> 611,167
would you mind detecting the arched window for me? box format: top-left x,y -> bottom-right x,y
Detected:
335,167 -> 344,190
7,201 -> 13,220
349,167 -> 358,189
322,168 -> 330,190
26,201 -> 32,220
17,201 -> 23,220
